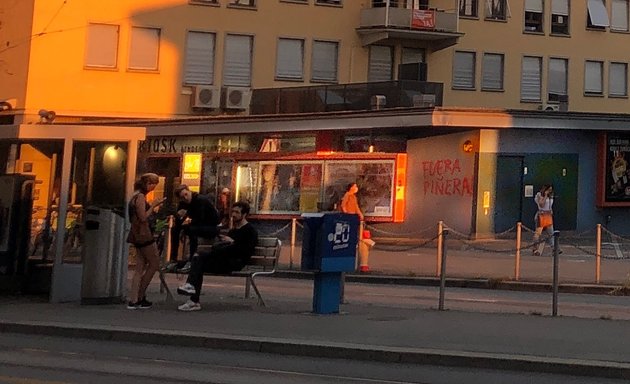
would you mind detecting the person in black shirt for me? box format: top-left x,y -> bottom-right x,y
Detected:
164,185 -> 219,273
177,201 -> 258,311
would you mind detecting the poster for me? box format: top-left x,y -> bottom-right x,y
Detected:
258,162 -> 321,213
605,134 -> 630,202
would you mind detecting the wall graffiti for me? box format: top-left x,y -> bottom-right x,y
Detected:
422,158 -> 473,196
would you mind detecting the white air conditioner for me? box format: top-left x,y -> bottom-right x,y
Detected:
412,94 -> 436,107
223,86 -> 252,110
541,103 -> 560,112
191,86 -> 220,109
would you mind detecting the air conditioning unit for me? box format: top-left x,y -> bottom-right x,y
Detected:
223,86 -> 252,110
412,94 -> 436,107
371,95 -> 386,110
191,86 -> 220,109
540,103 -> 560,112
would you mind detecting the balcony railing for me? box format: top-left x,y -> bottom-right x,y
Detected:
250,81 -> 443,115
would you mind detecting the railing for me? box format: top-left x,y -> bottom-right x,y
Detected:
250,80 -> 443,115
360,6 -> 458,32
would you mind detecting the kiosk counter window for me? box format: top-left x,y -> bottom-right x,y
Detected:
235,158 -> 400,220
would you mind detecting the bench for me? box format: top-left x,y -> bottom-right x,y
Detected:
159,236 -> 282,307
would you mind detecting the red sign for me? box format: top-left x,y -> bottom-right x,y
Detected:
411,9 -> 435,29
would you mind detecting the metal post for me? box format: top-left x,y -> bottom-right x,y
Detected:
290,218 -> 297,270
515,222 -> 522,281
436,221 -> 443,277
552,230 -> 560,317
596,224 -> 601,284
438,229 -> 449,311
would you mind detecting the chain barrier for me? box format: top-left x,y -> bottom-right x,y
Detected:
373,233 -> 441,253
365,223 -> 435,238
259,222 -> 292,237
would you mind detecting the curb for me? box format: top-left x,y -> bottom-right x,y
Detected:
1,320 -> 629,379
272,270 -> 622,295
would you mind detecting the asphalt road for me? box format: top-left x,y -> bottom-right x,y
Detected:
0,333 -> 627,384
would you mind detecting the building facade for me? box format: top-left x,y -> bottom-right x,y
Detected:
2,0 -> 630,242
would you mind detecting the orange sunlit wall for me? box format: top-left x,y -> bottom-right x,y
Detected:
394,153 -> 407,222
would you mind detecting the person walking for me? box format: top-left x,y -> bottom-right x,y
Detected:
341,182 -> 364,221
177,201 -> 258,311
532,184 -> 560,256
127,173 -> 165,309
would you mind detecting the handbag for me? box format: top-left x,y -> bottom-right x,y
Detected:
538,212 -> 553,228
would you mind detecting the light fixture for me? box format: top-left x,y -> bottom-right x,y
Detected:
38,109 -> 56,124
462,140 -> 474,153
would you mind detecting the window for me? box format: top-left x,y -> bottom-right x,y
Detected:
611,0 -> 629,31
401,47 -> 425,64
482,53 -> 504,90
609,62 -> 627,96
368,46 -> 393,82
128,27 -> 160,70
184,31 -> 215,85
223,34 -> 253,87
585,60 -> 604,95
521,56 -> 542,101
551,0 -> 570,34
587,0 -> 609,29
486,0 -> 508,20
229,0 -> 255,6
453,51 -> 476,89
548,58 -> 568,101
85,24 -> 119,68
525,0 -> 544,32
276,38 -> 304,80
459,0 -> 478,17
316,0 -> 342,5
311,40 -> 338,83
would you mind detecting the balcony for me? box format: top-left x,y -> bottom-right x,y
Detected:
357,6 -> 462,49
250,81 -> 443,115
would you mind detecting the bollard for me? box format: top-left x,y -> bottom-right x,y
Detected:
515,222 -> 522,281
552,230 -> 560,317
436,221 -> 444,277
290,218 -> 297,270
358,229 -> 375,273
596,223 -> 601,284
438,229 -> 449,311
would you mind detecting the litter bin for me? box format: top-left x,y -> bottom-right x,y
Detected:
81,207 -> 126,304
301,212 -> 359,314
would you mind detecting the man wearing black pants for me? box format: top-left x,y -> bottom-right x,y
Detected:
177,201 -> 258,311
164,185 -> 219,273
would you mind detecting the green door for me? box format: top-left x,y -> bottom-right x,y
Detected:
494,156 -> 524,233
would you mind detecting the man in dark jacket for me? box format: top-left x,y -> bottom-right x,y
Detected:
164,184 -> 219,273
177,201 -> 258,311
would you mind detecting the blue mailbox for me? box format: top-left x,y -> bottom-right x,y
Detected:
301,212 -> 359,314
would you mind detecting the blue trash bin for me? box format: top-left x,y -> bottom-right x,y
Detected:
301,212 -> 359,314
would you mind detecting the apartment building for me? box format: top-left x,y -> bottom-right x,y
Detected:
1,0 -> 630,244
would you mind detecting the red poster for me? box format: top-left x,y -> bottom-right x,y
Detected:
411,10 -> 435,29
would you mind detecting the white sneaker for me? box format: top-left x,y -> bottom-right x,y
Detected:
178,300 -> 201,312
177,283 -> 195,296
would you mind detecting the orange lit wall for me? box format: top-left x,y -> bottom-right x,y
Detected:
394,153 -> 407,222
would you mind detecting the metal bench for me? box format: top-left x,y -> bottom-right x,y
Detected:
160,236 -> 281,307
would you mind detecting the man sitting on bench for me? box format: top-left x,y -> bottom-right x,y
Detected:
177,201 -> 258,312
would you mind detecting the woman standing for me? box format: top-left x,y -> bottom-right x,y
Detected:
341,182 -> 364,221
533,184 -> 557,256
127,173 -> 165,309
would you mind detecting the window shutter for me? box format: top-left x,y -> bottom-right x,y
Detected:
401,47 -> 424,64
548,58 -> 567,95
312,41 -> 338,82
587,0 -> 610,27
525,0 -> 543,12
184,31 -> 215,85
276,39 -> 304,79
223,34 -> 253,87
129,27 -> 160,70
611,0 -> 629,30
521,56 -> 541,101
552,0 -> 569,15
453,51 -> 475,88
482,53 -> 503,89
585,61 -> 603,93
368,46 -> 393,82
609,63 -> 627,96
85,24 -> 119,68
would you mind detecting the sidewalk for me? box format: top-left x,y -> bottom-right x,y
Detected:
1,274 -> 629,380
